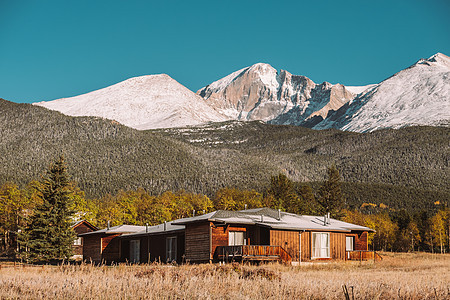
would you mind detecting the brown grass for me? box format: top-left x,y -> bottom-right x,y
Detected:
0,252 -> 449,299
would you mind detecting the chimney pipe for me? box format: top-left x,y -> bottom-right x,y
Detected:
261,215 -> 264,222
146,223 -> 148,233
107,220 -> 110,230
244,204 -> 247,210
278,209 -> 281,221
193,210 -> 195,217
327,212 -> 330,224
164,221 -> 167,231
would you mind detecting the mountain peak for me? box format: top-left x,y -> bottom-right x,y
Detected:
35,74 -> 227,129
427,52 -> 450,68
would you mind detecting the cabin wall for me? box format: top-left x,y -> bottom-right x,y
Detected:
73,222 -> 96,257
83,235 -> 101,262
73,223 -> 96,235
101,234 -> 122,263
355,231 -> 368,250
185,222 -> 211,262
300,231 -> 311,261
330,232 -> 346,260
270,230 -> 300,261
269,230 -> 350,261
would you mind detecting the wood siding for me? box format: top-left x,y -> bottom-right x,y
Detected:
356,231 -> 368,250
101,234 -> 122,263
270,230 -> 300,261
330,232 -> 346,260
300,231 -> 311,261
72,221 -> 97,257
83,235 -> 101,262
73,222 -> 96,235
185,222 -> 211,262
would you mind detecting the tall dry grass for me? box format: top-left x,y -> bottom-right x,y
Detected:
0,252 -> 448,299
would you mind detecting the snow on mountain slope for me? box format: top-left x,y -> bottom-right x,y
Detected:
35,74 -> 227,130
345,84 -> 377,95
197,63 -> 357,123
313,53 -> 450,132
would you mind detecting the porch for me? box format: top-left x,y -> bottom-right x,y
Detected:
215,245 -> 292,263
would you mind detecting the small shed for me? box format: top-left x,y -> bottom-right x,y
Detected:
71,220 -> 98,260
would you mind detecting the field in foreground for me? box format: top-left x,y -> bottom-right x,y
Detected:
0,252 -> 449,299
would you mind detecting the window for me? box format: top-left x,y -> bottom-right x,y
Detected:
166,237 -> 177,262
346,236 -> 354,251
130,240 -> 140,263
73,237 -> 82,246
228,231 -> 245,246
312,232 -> 330,258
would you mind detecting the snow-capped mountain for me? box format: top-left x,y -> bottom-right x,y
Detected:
197,63 -> 356,123
198,53 -> 449,132
35,74 -> 227,130
312,53 -> 450,132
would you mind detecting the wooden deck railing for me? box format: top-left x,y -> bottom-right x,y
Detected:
345,250 -> 383,261
216,245 -> 292,263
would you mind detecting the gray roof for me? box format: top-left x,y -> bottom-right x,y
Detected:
78,224 -> 147,236
172,208 -> 374,232
121,221 -> 185,238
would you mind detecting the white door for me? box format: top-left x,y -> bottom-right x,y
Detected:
346,236 -> 354,259
166,237 -> 177,262
346,236 -> 354,251
130,240 -> 140,263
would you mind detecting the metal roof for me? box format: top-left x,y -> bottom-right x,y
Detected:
172,208 -> 374,232
121,221 -> 184,237
78,224 -> 147,236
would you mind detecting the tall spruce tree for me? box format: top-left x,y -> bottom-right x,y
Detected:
23,156 -> 76,263
317,165 -> 345,218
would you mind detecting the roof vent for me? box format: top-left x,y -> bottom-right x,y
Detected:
244,204 -> 247,210
261,215 -> 264,222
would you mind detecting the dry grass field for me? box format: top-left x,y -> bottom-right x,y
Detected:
0,252 -> 449,299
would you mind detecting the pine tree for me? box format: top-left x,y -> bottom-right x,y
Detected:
22,156 -> 76,263
266,173 -> 299,212
317,165 -> 345,218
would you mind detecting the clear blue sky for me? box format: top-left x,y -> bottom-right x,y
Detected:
1,0 -> 449,103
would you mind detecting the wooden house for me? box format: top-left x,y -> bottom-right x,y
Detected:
71,220 -> 98,260
81,208 -> 376,264
78,224 -> 146,263
171,208 -> 376,263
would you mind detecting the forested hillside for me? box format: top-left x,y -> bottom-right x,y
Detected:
0,99 -> 448,210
